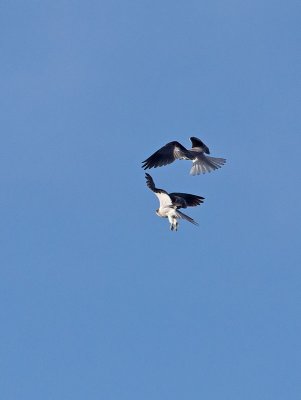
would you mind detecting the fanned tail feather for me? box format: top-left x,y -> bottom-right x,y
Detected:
190,156 -> 226,176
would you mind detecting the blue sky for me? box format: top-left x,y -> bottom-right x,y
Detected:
1,1 -> 300,399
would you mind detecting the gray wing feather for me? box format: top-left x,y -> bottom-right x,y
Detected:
175,210 -> 199,226
142,141 -> 193,170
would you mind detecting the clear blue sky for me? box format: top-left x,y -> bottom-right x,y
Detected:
1,1 -> 300,399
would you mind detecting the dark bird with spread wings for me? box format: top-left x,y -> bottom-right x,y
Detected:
142,137 -> 226,175
145,173 -> 204,231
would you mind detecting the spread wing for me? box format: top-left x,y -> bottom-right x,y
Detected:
142,141 -> 193,170
145,173 -> 172,208
189,137 -> 210,154
169,192 -> 205,208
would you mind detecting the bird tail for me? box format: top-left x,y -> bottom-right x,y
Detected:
190,155 -> 226,175
175,210 -> 199,226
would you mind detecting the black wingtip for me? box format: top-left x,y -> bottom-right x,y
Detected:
145,172 -> 155,191
142,160 -> 152,169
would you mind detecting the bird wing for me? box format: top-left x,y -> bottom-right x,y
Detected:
189,137 -> 210,154
142,141 -> 193,170
145,173 -> 172,208
169,192 -> 205,208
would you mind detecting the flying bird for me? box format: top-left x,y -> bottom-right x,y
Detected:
142,137 -> 226,175
145,173 -> 204,231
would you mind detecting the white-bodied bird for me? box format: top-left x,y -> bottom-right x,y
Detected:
142,137 -> 226,175
145,173 -> 204,231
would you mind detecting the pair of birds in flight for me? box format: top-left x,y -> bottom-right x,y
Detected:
142,136 -> 226,231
